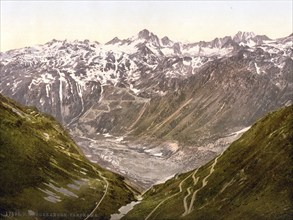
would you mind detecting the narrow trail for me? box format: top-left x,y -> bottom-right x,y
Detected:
145,152 -> 223,220
84,170 -> 109,220
145,172 -> 193,220
181,187 -> 192,216
187,179 -> 200,214
192,169 -> 198,185
185,153 -> 223,215
181,169 -> 198,216
202,153 -> 222,187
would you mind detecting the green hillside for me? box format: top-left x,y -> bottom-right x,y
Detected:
124,105 -> 293,220
0,94 -> 136,219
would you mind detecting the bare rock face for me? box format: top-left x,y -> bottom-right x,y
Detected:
1,30 -> 292,188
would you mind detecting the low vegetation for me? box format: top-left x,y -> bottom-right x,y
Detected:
0,94 -> 137,219
124,105 -> 293,219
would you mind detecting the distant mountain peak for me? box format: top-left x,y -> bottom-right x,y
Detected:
138,29 -> 152,39
106,36 -> 121,45
236,31 -> 256,37
161,36 -> 173,46
253,34 -> 271,44
136,29 -> 161,48
233,31 -> 256,43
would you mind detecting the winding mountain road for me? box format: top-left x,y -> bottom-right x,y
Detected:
145,172 -> 193,220
181,169 -> 198,216
182,187 -> 192,216
144,152 -> 223,219
185,153 -> 223,215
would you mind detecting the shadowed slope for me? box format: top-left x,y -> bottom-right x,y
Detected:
0,94 -> 137,219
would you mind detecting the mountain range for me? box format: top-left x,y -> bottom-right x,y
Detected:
0,29 -> 292,188
0,29 -> 292,219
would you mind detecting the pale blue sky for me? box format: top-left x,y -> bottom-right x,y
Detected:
1,1 -> 292,51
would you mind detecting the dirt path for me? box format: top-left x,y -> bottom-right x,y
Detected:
202,153 -> 221,187
182,187 -> 192,216
185,153 -> 223,215
192,169 -> 198,185
84,170 -> 109,220
145,172 -> 193,220
180,169 -> 199,216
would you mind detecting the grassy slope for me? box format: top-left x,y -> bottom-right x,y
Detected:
124,105 -> 293,220
0,94 -> 136,219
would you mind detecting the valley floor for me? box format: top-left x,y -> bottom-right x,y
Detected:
73,126 -> 250,190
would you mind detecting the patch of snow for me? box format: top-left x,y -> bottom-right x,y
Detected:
45,84 -> 50,97
182,45 -> 200,56
44,195 -> 61,203
144,148 -> 163,157
67,183 -> 80,190
129,84 -> 140,95
147,44 -> 161,57
38,187 -> 61,203
254,63 -> 261,75
183,60 -> 191,66
263,40 -> 276,44
12,80 -> 22,91
161,47 -> 174,56
153,152 -> 163,157
240,39 -> 256,47
103,133 -> 112,137
115,136 -> 124,142
40,97 -> 45,106
45,182 -> 78,198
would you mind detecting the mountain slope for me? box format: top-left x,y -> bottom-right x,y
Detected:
0,31 -> 291,129
0,94 -> 136,219
129,53 -> 293,145
124,105 -> 293,220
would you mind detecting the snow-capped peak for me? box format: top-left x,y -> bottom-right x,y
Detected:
233,31 -> 256,43
106,37 -> 122,45
136,29 -> 161,47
